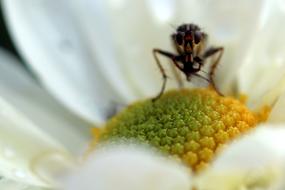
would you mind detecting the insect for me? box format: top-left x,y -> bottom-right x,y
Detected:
152,23 -> 224,101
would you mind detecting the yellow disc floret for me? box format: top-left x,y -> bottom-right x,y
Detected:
92,88 -> 268,171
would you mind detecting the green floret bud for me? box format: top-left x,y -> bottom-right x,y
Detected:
96,88 -> 260,171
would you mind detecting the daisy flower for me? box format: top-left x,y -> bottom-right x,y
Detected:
1,0 -> 285,190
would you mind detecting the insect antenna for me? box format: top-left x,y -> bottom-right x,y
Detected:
169,23 -> 178,30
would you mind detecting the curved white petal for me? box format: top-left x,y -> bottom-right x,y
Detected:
2,0 -> 135,123
70,0 -> 169,99
0,96 -> 74,187
0,49 -> 91,155
195,125 -> 285,190
237,0 -> 285,109
0,49 -> 89,186
268,90 -> 285,123
71,0 -> 267,99
0,178 -> 47,190
3,0 -> 270,116
62,144 -> 192,190
176,0 -> 266,94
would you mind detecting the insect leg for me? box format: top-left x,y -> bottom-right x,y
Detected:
203,47 -> 224,95
189,73 -> 211,83
170,58 -> 184,88
152,49 -> 179,101
194,56 -> 203,69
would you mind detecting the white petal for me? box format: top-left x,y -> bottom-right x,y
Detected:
146,0 -> 176,23
70,0 -> 170,99
173,0 -> 266,95
73,0 -> 267,99
0,49 -> 88,186
2,0 -> 134,123
195,125 -> 285,190
176,0 -> 266,94
62,144 -> 192,190
237,0 -> 285,109
0,96 -> 74,187
0,178 -> 47,190
268,90 -> 285,123
0,48 -> 91,155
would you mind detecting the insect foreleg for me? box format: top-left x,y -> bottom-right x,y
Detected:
170,59 -> 184,88
152,49 -> 175,101
203,47 -> 224,95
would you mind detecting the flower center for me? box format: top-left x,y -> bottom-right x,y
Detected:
91,88 -> 269,171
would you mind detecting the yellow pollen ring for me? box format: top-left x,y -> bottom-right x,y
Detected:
90,88 -> 270,172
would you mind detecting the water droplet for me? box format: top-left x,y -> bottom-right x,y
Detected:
31,151 -> 75,184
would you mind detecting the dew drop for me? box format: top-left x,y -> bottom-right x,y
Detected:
31,151 -> 74,184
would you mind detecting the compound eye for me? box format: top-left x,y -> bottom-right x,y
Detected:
175,33 -> 183,45
194,31 -> 202,44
